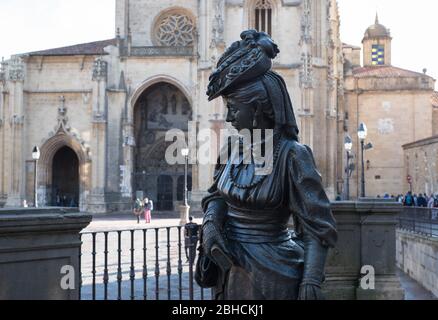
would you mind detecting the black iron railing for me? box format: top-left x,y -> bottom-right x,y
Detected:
398,207 -> 438,237
79,226 -> 211,300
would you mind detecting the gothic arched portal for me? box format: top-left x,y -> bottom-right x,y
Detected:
52,146 -> 79,207
133,82 -> 193,212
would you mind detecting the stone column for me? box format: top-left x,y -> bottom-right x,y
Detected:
197,0 -> 209,63
355,199 -> 405,300
88,58 -> 109,213
0,60 -> 7,206
299,0 -> 315,149
0,208 -> 92,300
5,57 -> 26,208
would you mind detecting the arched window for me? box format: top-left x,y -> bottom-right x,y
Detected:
254,0 -> 273,35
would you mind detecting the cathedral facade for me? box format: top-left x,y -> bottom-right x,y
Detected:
0,0 -> 344,213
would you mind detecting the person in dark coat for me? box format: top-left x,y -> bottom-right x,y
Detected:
417,193 -> 428,208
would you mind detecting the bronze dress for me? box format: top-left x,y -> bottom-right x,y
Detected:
202,135 -> 337,300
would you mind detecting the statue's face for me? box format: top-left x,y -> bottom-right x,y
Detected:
224,97 -> 254,131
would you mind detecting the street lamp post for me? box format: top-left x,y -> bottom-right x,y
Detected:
180,148 -> 190,225
182,148 -> 189,207
344,135 -> 353,200
357,123 -> 373,198
32,146 -> 41,208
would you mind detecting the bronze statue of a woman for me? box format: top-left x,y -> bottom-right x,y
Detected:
197,30 -> 338,300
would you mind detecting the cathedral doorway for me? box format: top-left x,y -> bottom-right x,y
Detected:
133,82 -> 193,212
51,146 -> 80,207
157,175 -> 173,211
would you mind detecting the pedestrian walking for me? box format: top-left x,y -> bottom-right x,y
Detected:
133,197 -> 144,224
403,191 -> 414,207
144,197 -> 153,224
417,193 -> 427,208
427,195 -> 435,208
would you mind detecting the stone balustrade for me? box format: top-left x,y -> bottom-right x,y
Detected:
323,199 -> 405,300
0,208 -> 92,300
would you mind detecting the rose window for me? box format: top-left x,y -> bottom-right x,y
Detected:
156,14 -> 196,47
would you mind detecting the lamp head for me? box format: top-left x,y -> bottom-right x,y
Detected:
364,142 -> 373,150
344,135 -> 353,151
181,148 -> 189,157
358,123 -> 368,141
32,146 -> 40,160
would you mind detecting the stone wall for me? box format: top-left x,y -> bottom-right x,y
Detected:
396,229 -> 438,297
344,89 -> 434,198
403,136 -> 438,196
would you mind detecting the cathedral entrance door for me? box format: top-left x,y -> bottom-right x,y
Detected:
52,146 -> 79,207
134,82 -> 193,212
157,175 -> 173,211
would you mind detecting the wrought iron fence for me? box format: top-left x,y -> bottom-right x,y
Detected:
79,225 -> 212,300
398,207 -> 438,237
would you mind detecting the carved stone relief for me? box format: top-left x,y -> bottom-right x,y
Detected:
300,52 -> 313,88
8,57 -> 25,82
300,0 -> 312,45
377,118 -> 395,135
120,165 -> 132,198
0,58 -> 6,83
211,0 -> 225,48
9,114 -> 24,126
327,56 -> 335,91
92,58 -> 108,81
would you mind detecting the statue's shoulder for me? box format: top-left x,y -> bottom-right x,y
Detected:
282,138 -> 313,160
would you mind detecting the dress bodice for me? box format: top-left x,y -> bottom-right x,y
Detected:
203,136 -> 338,248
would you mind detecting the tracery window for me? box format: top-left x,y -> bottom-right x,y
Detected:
155,12 -> 196,47
254,0 -> 273,35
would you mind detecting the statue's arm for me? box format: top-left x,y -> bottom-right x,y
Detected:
287,144 -> 338,300
200,162 -> 230,259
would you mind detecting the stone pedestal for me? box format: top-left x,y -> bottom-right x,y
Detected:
189,190 -> 208,214
0,208 -> 92,300
323,199 -> 405,300
87,192 -> 107,214
4,194 -> 24,208
179,204 -> 190,225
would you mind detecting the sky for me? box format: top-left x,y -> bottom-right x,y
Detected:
0,0 -> 437,87
338,0 -> 438,84
0,0 -> 116,58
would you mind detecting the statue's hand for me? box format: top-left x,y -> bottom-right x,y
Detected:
298,282 -> 325,300
202,222 -> 229,259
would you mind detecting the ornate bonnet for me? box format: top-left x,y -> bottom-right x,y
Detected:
207,30 -> 280,101
207,30 -> 299,140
